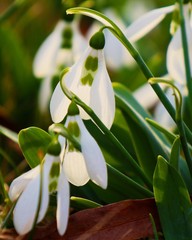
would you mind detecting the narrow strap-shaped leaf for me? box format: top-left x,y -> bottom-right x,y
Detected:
114,83 -> 169,180
153,156 -> 192,240
170,135 -> 180,170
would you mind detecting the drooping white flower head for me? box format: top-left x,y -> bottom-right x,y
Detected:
125,5 -> 174,42
61,105 -> 108,189
50,31 -> 115,129
9,154 -> 69,236
131,4 -> 192,129
167,4 -> 192,86
33,19 -> 87,112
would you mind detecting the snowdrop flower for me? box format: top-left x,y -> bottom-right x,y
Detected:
9,154 -> 69,236
86,10 -> 135,69
50,31 -> 115,129
87,6 -> 174,70
33,19 -> 87,112
154,4 -> 192,128
130,3 -> 191,128
61,103 -> 108,189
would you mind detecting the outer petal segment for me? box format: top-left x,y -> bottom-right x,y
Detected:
90,51 -> 115,129
12,156 -> 53,235
76,116 -> 108,189
167,19 -> 192,84
33,21 -> 64,77
57,168 -> 70,235
125,5 -> 174,42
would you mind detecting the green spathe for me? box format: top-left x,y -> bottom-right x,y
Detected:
89,31 -> 105,49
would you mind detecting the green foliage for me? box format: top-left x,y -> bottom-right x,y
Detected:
154,156 -> 192,240
18,127 -> 52,168
114,82 -> 169,181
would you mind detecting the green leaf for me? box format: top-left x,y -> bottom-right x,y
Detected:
19,127 -> 52,168
170,135 -> 180,170
88,164 -> 153,204
70,197 -> 101,211
84,117 -> 136,174
114,82 -> 169,181
0,125 -> 18,143
146,118 -> 176,143
153,156 -> 192,240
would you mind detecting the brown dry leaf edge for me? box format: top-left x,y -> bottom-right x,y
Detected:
0,198 -> 161,240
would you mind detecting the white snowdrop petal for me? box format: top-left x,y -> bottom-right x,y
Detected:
167,20 -> 192,84
104,30 -> 134,68
50,47 -> 92,123
76,116 -> 108,189
50,82 -> 71,123
154,88 -> 176,130
9,166 -> 40,201
33,21 -> 65,77
38,75 -> 52,113
125,5 -> 174,42
13,175 -> 41,235
13,155 -> 54,235
133,83 -> 159,109
90,51 -> 115,128
64,150 -> 89,186
57,169 -> 70,235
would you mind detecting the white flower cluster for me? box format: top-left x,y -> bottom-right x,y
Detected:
9,2 -> 192,236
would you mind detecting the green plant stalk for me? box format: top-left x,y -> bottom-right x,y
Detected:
178,0 -> 192,117
60,83 -> 153,190
50,121 -> 154,196
149,213 -> 159,240
1,201 -> 17,229
67,7 -> 192,145
177,119 -> 192,176
149,78 -> 192,177
49,123 -> 81,151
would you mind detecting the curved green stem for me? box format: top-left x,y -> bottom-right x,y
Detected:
60,82 -> 153,190
178,1 -> 192,116
49,123 -> 81,151
149,77 -> 192,177
67,7 -> 192,145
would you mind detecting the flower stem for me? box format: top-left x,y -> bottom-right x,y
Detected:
149,78 -> 192,177
177,119 -> 192,177
178,0 -> 192,120
60,83 -> 153,190
67,7 -> 192,145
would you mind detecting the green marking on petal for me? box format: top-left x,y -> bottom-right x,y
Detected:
84,56 -> 98,72
49,180 -> 58,192
67,121 -> 80,137
81,73 -> 94,86
50,162 -> 60,178
61,27 -> 73,49
68,142 -> 75,151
